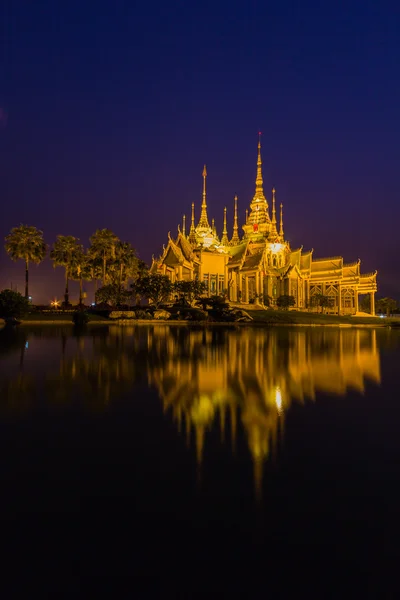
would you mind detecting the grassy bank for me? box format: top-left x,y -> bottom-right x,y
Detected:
245,309 -> 389,326
12,308 -> 398,327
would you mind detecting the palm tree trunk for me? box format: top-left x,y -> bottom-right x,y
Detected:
64,267 -> 69,305
25,258 -> 29,299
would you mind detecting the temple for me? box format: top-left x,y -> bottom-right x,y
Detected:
151,136 -> 377,314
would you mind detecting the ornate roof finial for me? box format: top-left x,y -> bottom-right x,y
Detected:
221,206 -> 229,246
197,165 -> 210,228
246,209 -> 249,223
279,202 -> 284,239
231,195 -> 240,246
189,202 -> 196,244
182,215 -> 186,237
270,188 -> 278,238
211,217 -> 216,235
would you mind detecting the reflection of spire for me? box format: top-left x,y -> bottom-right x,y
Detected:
221,207 -> 229,246
231,196 -> 240,246
220,405 -> 226,443
198,165 -> 210,228
189,202 -> 196,244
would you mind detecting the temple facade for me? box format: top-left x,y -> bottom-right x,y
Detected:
151,138 -> 377,315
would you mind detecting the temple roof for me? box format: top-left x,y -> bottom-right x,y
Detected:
241,251 -> 263,271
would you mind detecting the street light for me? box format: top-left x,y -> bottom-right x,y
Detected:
51,299 -> 60,309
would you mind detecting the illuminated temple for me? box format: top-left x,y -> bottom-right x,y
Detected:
151,137 -> 377,314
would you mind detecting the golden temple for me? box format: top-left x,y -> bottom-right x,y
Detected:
151,136 -> 377,314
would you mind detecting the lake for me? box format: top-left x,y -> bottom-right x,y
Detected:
0,324 -> 399,596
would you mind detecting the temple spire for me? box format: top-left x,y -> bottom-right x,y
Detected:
279,202 -> 284,239
189,202 -> 196,244
197,165 -> 210,228
182,215 -> 186,237
221,207 -> 229,246
270,188 -> 278,238
231,195 -> 240,245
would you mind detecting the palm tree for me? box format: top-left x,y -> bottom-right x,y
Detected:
50,235 -> 83,306
70,248 -> 92,306
5,225 -> 47,299
376,297 -> 397,318
113,241 -> 138,287
89,229 -> 119,286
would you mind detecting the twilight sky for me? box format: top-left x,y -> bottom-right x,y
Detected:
1,0 -> 399,303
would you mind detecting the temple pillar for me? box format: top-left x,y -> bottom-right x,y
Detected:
337,285 -> 341,315
370,291 -> 375,316
355,289 -> 359,314
255,272 -> 260,304
208,274 -> 211,297
245,277 -> 249,303
239,273 -> 243,303
259,272 -> 264,304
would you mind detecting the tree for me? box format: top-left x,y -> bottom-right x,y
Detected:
109,241 -> 138,286
376,297 -> 398,318
359,294 -> 371,313
0,289 -> 31,321
310,293 -> 331,313
5,225 -> 47,299
50,235 -> 84,305
276,294 -> 296,310
95,283 -> 131,307
89,229 -> 120,286
70,249 -> 92,306
133,274 -> 173,308
174,280 -> 207,305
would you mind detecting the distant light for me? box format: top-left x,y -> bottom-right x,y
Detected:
51,299 -> 60,308
25,342 -> 29,349
91,303 -> 96,306
380,315 -> 385,318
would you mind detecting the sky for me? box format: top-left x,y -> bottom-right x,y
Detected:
1,0 -> 399,303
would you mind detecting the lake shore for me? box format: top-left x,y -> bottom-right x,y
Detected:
3,309 -> 397,328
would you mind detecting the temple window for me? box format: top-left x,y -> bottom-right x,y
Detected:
273,256 -> 277,267
203,274 -> 209,290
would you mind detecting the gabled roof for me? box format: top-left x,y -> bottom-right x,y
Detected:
228,241 -> 249,266
311,256 -> 343,272
241,251 -> 263,271
175,233 -> 196,262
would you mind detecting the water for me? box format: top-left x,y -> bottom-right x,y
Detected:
0,324 -> 399,596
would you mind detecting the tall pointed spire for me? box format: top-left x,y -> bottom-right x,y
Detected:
221,207 -> 229,246
255,132 -> 264,194
242,133 -> 271,239
270,188 -> 278,239
231,195 -> 240,245
189,202 -> 196,244
279,202 -> 284,239
182,214 -> 186,237
197,165 -> 210,229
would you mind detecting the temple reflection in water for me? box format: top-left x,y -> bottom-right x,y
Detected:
145,327 -> 380,497
0,325 -> 381,497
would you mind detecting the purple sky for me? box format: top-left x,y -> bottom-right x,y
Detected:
1,0 -> 399,303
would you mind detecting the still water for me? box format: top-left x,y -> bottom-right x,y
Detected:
0,324 -> 399,595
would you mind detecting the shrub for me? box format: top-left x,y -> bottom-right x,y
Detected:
72,311 -> 89,326
0,289 -> 30,320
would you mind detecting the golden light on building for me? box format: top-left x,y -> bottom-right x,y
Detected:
151,136 -> 377,314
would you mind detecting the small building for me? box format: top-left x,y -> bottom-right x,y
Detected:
151,138 -> 377,314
